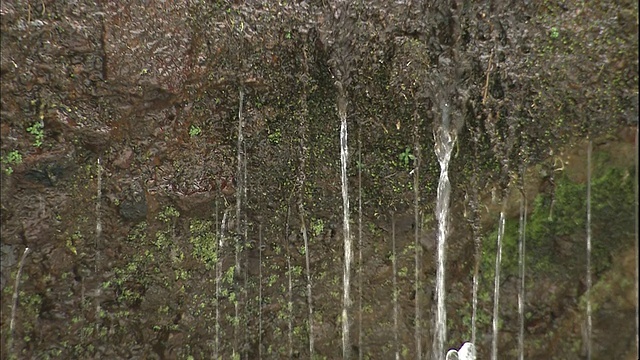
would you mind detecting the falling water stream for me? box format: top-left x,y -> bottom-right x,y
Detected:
491,202 -> 508,360
517,172 -> 527,360
338,91 -> 352,359
586,140 -> 592,360
285,203 -> 294,358
358,125 -> 364,360
392,213 -> 399,360
234,89 -> 245,357
258,223 -> 263,360
215,198 -> 220,359
413,111 -> 422,359
434,101 -> 455,360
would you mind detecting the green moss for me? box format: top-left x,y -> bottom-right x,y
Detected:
479,151 -> 635,287
189,219 -> 217,269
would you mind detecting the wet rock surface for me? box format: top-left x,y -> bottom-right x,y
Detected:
1,1 -> 637,359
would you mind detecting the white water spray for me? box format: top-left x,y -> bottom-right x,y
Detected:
491,202 -> 508,360
338,92 -> 352,359
434,101 -> 455,360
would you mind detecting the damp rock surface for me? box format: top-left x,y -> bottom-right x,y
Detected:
0,1 -> 636,359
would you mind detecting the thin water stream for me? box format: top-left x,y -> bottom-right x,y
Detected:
434,101 -> 455,360
215,198 -> 221,358
338,91 -> 352,359
258,223 -> 263,360
586,140 -> 592,360
517,173 -> 527,360
392,213 -> 399,360
413,111 -> 422,359
491,201 -> 508,360
234,89 -> 245,357
358,125 -> 364,360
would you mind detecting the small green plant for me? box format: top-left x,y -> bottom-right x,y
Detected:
399,146 -> 415,167
311,218 -> 325,237
2,150 -> 22,175
268,128 -> 281,144
189,124 -> 202,137
550,27 -> 559,39
26,121 -> 44,147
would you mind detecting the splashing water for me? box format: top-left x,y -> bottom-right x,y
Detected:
491,204 -> 507,360
446,342 -> 476,360
434,101 -> 455,360
339,96 -> 352,359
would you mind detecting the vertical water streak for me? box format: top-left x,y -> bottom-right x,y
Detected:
635,124 -> 639,359
517,171 -> 527,360
434,101 -> 454,360
215,198 -> 220,359
469,179 -> 482,346
95,157 -> 102,332
339,93 -> 352,359
298,203 -> 314,356
392,213 -> 399,360
358,123 -> 363,360
96,158 -> 102,268
471,260 -> 479,346
297,77 -> 315,355
413,111 -> 422,359
242,139 -> 249,359
9,247 -> 31,355
586,140 -> 592,360
234,89 -> 245,357
258,223 -> 263,359
94,158 -> 102,331
491,203 -> 507,360
286,204 -> 293,358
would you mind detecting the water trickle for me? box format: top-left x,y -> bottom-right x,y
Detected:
392,213 -> 399,360
491,201 -> 508,360
339,92 -> 352,359
9,247 -> 31,355
468,178 -> 482,347
258,223 -> 263,359
358,125 -> 364,360
517,173 -> 527,360
286,204 -> 294,358
215,197 -> 221,359
234,89 -> 246,357
586,140 -> 592,360
434,101 -> 455,360
95,157 -> 103,331
297,94 -> 314,356
413,110 -> 422,359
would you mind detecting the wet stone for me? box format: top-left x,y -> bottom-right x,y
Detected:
119,197 -> 148,222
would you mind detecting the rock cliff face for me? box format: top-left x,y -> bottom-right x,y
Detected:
1,0 -> 637,359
